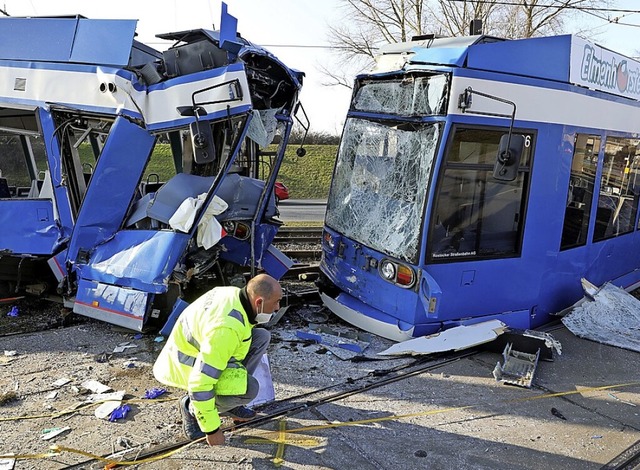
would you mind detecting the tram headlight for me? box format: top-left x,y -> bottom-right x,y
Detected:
323,230 -> 335,250
380,260 -> 396,280
378,258 -> 416,288
222,221 -> 251,240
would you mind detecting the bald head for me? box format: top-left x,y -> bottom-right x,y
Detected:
247,274 -> 283,316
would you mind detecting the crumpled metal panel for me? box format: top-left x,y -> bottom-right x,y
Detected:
0,199 -> 63,255
326,118 -> 439,263
77,231 -> 190,293
562,281 -> 640,353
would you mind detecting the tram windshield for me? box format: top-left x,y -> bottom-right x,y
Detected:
326,118 -> 440,263
353,74 -> 448,116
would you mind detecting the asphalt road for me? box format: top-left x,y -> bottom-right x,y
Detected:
278,199 -> 326,222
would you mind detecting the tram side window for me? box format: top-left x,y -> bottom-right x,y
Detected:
560,134 -> 599,250
0,135 -> 47,198
593,136 -> 640,242
429,127 -> 532,261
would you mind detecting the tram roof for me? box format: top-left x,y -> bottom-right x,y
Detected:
374,34 -> 640,102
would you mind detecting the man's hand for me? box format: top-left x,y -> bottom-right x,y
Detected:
205,428 -> 225,446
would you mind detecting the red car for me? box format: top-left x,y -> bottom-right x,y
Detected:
274,181 -> 289,203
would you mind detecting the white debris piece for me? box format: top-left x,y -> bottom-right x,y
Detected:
3,351 -> 17,357
41,427 -> 71,441
379,320 -> 507,356
52,378 -> 72,388
85,390 -> 125,404
0,453 -> 15,470
562,280 -> 640,352
113,342 -> 138,353
81,380 -> 112,394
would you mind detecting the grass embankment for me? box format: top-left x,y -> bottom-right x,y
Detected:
140,144 -> 338,200
83,143 -> 337,201
277,144 -> 337,199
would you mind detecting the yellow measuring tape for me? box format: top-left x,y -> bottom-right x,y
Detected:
0,381 -> 637,466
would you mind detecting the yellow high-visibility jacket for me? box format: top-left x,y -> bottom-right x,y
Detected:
153,286 -> 252,432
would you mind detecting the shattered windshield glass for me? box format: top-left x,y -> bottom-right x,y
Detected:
353,74 -> 448,116
326,118 -> 440,263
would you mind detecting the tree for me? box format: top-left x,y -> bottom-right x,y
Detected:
326,0 -> 614,86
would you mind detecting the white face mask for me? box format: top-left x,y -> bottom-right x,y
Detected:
254,302 -> 274,325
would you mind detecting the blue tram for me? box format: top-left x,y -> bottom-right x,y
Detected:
318,33 -> 640,341
0,5 -> 303,330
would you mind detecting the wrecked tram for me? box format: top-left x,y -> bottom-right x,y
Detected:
0,7 -> 304,330
318,33 -> 640,341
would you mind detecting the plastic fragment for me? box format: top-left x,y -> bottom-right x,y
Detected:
6,306 -> 18,317
144,387 -> 167,399
41,427 -> 70,441
109,404 -> 131,422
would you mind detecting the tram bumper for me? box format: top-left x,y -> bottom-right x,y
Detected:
318,290 -> 417,342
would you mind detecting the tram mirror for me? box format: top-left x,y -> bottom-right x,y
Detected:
493,134 -> 524,181
177,106 -> 216,165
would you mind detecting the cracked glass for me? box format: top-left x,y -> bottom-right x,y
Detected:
353,74 -> 448,116
326,118 -> 440,263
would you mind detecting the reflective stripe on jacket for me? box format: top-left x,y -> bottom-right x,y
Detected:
153,286 -> 252,432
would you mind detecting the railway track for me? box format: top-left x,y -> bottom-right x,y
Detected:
274,226 -> 323,244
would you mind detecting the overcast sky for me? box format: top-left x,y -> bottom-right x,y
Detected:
2,0 -> 638,134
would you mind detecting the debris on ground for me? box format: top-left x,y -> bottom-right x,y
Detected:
492,343 -> 540,388
562,279 -> 640,352
378,320 -> 507,356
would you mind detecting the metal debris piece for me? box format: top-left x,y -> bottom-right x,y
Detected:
551,407 -> 566,420
562,280 -> 640,352
492,343 -> 540,388
379,320 -> 507,356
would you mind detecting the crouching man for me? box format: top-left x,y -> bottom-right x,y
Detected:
153,274 -> 282,445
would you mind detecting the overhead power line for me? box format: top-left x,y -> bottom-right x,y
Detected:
448,0 -> 640,13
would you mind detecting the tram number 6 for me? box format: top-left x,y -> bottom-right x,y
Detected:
523,135 -> 531,148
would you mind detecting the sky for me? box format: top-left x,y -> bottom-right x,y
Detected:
1,0 -> 639,134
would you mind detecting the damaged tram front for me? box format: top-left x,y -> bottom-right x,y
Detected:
0,8 -> 303,330
319,34 -> 640,341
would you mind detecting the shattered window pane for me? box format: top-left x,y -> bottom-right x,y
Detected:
326,118 -> 440,263
353,74 -> 448,116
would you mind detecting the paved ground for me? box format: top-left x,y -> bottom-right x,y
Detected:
0,307 -> 638,469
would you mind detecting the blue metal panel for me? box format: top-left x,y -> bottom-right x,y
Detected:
159,298 -> 190,336
77,231 -> 190,293
67,116 -> 155,264
0,17 -> 137,66
410,47 -> 470,67
0,200 -> 63,255
70,19 -> 137,66
466,35 -> 572,82
38,108 -> 74,235
74,278 -> 150,331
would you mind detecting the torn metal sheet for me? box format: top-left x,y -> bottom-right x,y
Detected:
296,326 -> 371,360
483,328 -> 561,361
562,280 -> 640,352
493,343 -> 540,388
378,320 -> 507,356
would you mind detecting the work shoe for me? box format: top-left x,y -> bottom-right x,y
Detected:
179,396 -> 205,440
221,406 -> 256,422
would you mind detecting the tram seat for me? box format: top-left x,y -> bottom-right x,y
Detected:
0,177 -> 11,198
594,207 -> 612,240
